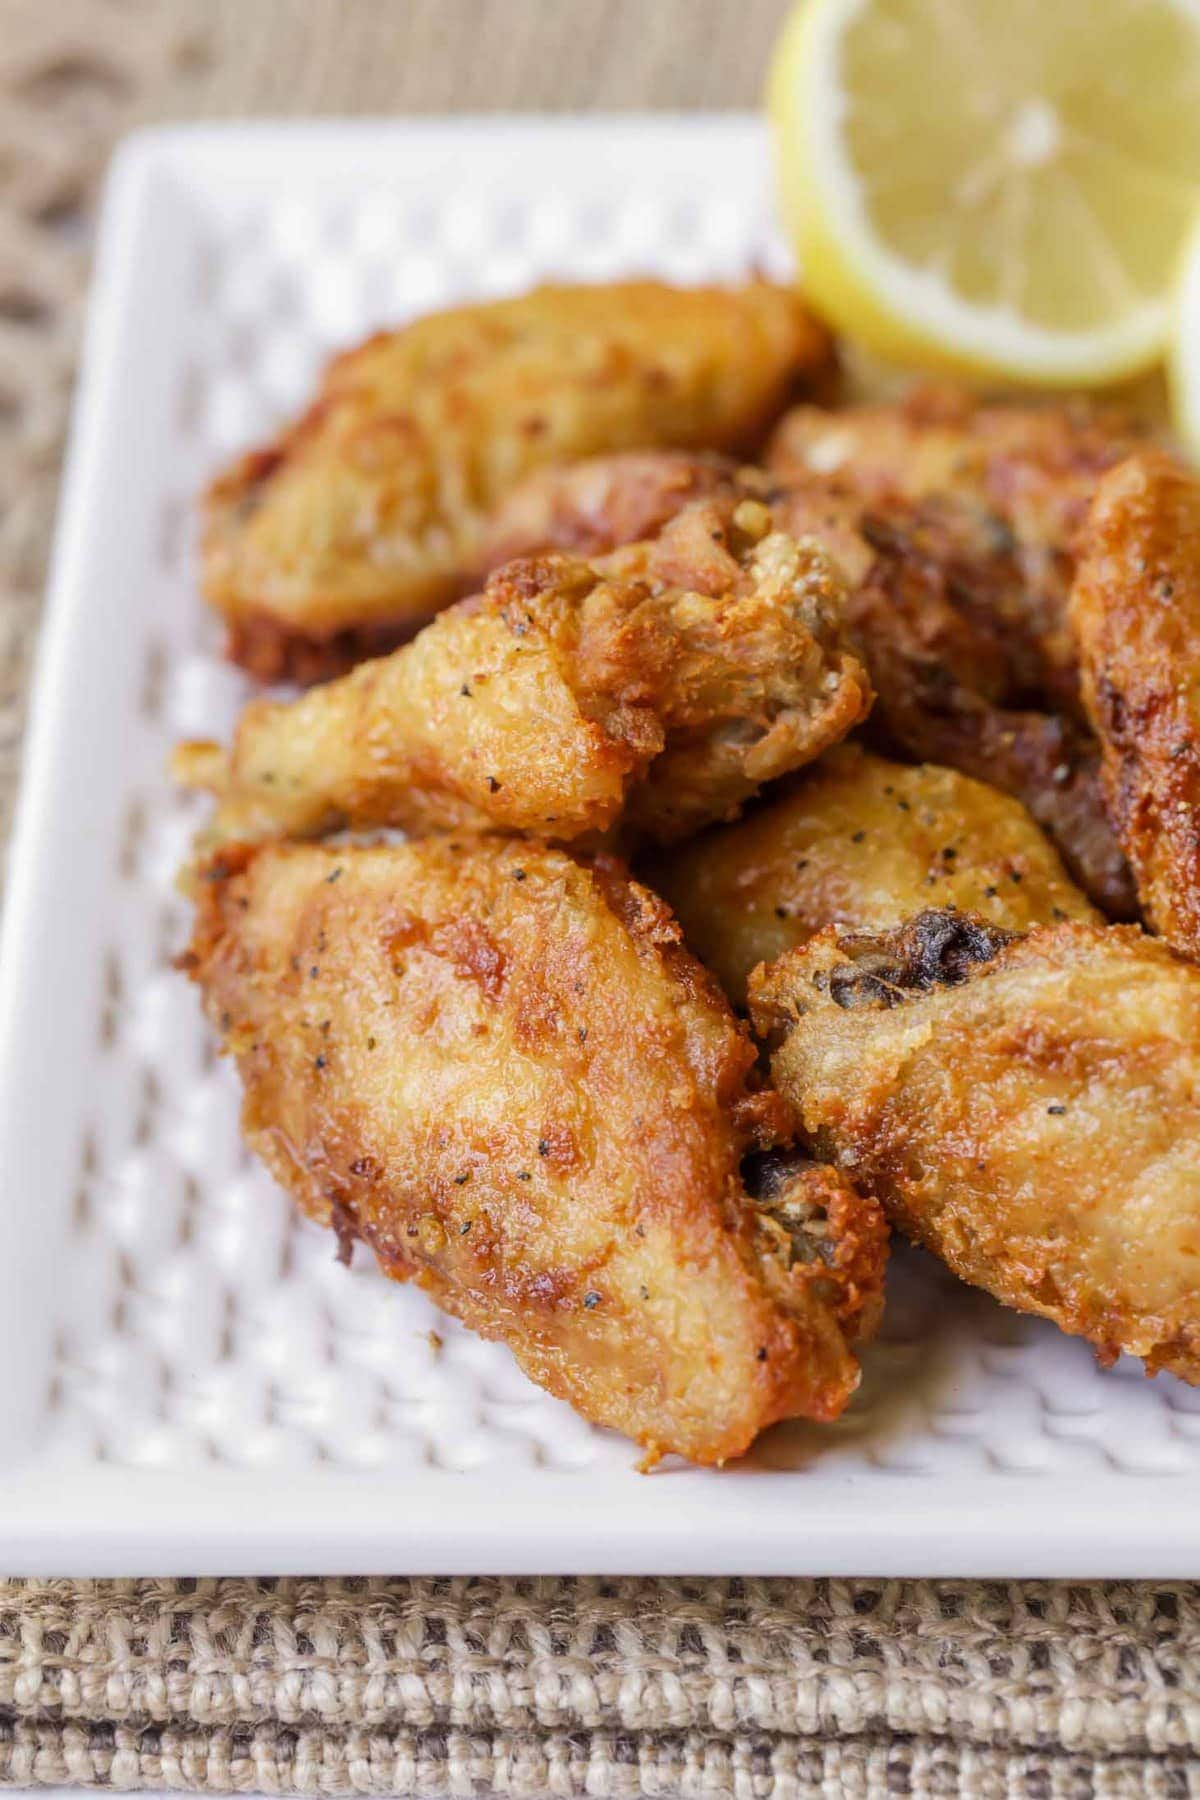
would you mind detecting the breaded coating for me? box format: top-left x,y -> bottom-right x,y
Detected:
1072,451 -> 1200,958
649,744 -> 1097,1004
751,911 -> 1200,1384
203,282 -> 833,681
177,499 -> 871,851
477,449 -> 742,570
770,384 -> 1141,507
853,495 -> 1068,713
183,839 -> 887,1464
768,383 -> 1149,709
472,444 -> 1135,912
768,384 -> 1143,527
848,506 -> 1138,917
477,449 -> 874,590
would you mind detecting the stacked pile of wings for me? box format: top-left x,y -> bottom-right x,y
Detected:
176,277 -> 1200,1466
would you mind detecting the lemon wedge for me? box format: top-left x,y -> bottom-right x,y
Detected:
768,0 -> 1200,386
1169,209 -> 1200,460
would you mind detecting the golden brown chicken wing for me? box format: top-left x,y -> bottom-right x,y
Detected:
771,384 -> 1142,512
1072,451 -> 1200,958
849,532 -> 1138,918
182,838 -> 887,1464
768,384 -> 1143,523
767,382 -> 1149,710
466,445 -> 1135,911
478,451 -> 872,590
178,498 -> 871,851
203,281 -> 833,681
751,910 -> 1200,1383
649,744 -> 1097,1004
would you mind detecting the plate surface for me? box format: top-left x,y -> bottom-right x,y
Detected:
1,118 -> 1198,1576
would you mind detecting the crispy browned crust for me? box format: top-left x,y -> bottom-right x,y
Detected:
845,502 -> 1138,917
647,743 -> 1098,1005
203,282 -> 834,680
743,1148 -> 887,1345
233,381 -> 1140,914
768,381 -> 1146,538
751,912 -> 1200,1383
179,497 -> 871,854
475,449 -> 744,571
767,382 -> 1151,712
1072,451 -> 1200,957
736,444 -> 1138,915
183,838 -> 887,1463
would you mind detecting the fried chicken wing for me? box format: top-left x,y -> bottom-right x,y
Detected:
768,384 -> 1143,520
847,510 -> 1138,916
203,281 -> 833,681
183,838 -> 887,1463
649,744 -> 1097,1004
750,911 -> 1200,1382
768,383 -> 1150,709
1072,451 -> 1200,958
470,441 -> 1134,911
178,499 -> 871,851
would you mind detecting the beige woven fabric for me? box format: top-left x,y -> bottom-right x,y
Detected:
1,1577 -> 1199,1796
1,4 -> 1199,1796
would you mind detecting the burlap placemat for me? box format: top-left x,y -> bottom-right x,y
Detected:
1,4 -> 1198,1795
0,1578 -> 1198,1795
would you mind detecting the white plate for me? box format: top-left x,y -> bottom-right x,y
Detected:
1,117 -> 1198,1577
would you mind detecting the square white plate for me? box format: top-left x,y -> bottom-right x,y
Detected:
2,117 -> 1198,1577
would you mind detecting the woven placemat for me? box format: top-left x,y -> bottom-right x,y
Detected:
1,4 -> 1198,1795
0,1578 -> 1198,1796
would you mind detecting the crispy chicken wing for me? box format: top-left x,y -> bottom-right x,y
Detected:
782,484 -> 1137,914
768,383 -> 1150,710
649,744 -> 1097,1004
183,838 -> 887,1463
479,451 -> 873,588
1072,451 -> 1200,958
203,282 -> 833,681
751,911 -> 1200,1382
768,384 -> 1143,525
178,499 -> 871,851
465,445 -> 1135,910
850,534 -> 1138,917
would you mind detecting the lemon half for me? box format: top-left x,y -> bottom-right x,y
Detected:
769,0 -> 1200,386
1170,209 -> 1200,459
